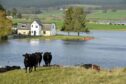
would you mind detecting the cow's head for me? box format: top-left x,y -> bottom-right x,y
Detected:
23,53 -> 30,61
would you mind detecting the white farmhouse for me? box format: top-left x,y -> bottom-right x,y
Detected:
31,20 -> 42,36
17,19 -> 56,36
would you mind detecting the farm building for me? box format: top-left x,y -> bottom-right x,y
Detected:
17,19 -> 56,36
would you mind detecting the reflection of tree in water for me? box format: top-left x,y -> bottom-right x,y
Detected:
0,40 -> 9,45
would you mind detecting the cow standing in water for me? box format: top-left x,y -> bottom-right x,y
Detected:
23,52 -> 43,73
43,52 -> 52,66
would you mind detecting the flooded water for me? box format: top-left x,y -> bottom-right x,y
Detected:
0,31 -> 126,69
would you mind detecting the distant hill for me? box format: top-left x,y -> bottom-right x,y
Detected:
1,0 -> 126,9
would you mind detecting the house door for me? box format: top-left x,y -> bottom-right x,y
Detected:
34,31 -> 36,36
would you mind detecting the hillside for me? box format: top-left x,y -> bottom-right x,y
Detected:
0,67 -> 126,84
1,0 -> 126,8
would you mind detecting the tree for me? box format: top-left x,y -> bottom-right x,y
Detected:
111,9 -> 117,12
61,7 -> 73,35
102,9 -> 107,13
6,10 -> 11,16
34,9 -> 41,14
0,4 -> 12,40
0,4 -> 4,11
12,8 -> 17,18
62,7 -> 89,36
72,7 -> 88,36
17,12 -> 22,18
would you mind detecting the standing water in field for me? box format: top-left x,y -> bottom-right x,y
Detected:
0,31 -> 126,69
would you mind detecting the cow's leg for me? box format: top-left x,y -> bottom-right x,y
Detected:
25,67 -> 27,73
49,60 -> 51,66
48,60 -> 51,66
29,67 -> 30,73
39,62 -> 40,66
45,61 -> 48,66
29,67 -> 32,73
34,66 -> 36,71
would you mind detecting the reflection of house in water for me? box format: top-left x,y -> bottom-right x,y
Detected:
30,40 -> 40,46
17,19 -> 56,36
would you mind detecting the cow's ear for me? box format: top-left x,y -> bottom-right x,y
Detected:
23,54 -> 25,57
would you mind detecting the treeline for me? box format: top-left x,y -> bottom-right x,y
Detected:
0,4 -> 12,40
6,8 -> 22,18
1,0 -> 126,8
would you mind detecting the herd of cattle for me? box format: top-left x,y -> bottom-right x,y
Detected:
22,52 -> 101,73
23,52 -> 52,73
0,52 -> 101,73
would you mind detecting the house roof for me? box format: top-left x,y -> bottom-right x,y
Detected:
17,23 -> 30,30
42,24 -> 52,31
34,19 -> 43,26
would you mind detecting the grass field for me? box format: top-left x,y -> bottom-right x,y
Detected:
87,23 -> 126,30
87,10 -> 126,20
0,67 -> 126,84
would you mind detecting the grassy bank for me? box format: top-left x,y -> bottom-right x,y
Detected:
15,35 -> 89,41
0,67 -> 126,84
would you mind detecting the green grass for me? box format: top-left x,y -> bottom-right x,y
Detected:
87,10 -> 126,20
87,23 -> 126,30
67,4 -> 101,8
18,35 -> 86,40
0,67 -> 126,84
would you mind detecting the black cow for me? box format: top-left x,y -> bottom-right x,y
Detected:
34,52 -> 43,66
23,53 -> 32,73
23,53 -> 41,73
23,52 -> 43,73
43,52 -> 52,66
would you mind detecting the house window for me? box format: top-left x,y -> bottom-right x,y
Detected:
36,26 -> 38,28
43,31 -> 46,34
22,25 -> 26,28
32,25 -> 33,27
52,24 -> 55,29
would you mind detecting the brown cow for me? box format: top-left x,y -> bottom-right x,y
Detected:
81,64 -> 100,72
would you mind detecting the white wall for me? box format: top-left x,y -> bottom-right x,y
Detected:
51,23 -> 56,35
31,21 -> 42,36
30,21 -> 56,36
